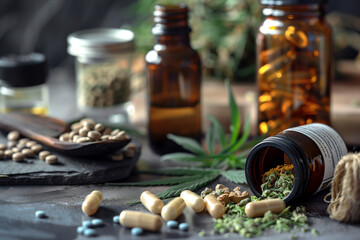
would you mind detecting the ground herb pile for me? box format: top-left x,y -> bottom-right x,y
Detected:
261,164 -> 295,199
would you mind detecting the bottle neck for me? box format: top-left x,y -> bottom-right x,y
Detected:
155,35 -> 190,47
262,4 -> 325,18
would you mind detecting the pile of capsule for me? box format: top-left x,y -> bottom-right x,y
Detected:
58,118 -> 129,144
0,131 -> 58,164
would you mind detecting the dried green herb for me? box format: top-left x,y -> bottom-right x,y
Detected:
261,164 -> 295,199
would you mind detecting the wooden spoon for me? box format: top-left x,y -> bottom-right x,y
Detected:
0,113 -> 131,157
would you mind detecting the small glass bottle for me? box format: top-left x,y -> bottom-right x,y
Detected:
257,0 -> 332,136
0,53 -> 49,115
67,28 -> 135,123
146,4 -> 202,154
245,123 -> 347,202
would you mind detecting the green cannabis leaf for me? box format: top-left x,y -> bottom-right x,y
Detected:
221,170 -> 247,184
161,80 -> 266,170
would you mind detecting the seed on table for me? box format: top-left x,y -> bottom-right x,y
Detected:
140,191 -> 164,214
59,133 -> 70,142
179,223 -> 189,231
83,228 -> 96,237
4,149 -> 13,159
8,141 -> 17,149
87,131 -> 101,141
26,141 -> 37,148
0,143 -> 6,150
22,149 -> 34,158
101,135 -> 111,141
31,144 -> 43,154
94,123 -> 105,133
131,227 -> 143,236
119,210 -> 162,232
161,197 -> 186,221
76,137 -> 91,143
35,210 -> 47,218
103,128 -> 112,135
91,219 -> 104,227
45,155 -> 58,164
111,153 -> 124,161
7,131 -> 20,141
18,138 -> 29,145
12,152 -> 25,162
167,220 -> 178,229
79,128 -> 90,137
39,151 -> 51,160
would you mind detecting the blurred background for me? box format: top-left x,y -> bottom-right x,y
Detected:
1,0 -> 360,82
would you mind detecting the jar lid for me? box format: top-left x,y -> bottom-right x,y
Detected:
0,53 -> 48,88
67,28 -> 135,59
260,0 -> 326,5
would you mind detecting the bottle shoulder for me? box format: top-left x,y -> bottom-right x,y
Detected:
145,46 -> 200,65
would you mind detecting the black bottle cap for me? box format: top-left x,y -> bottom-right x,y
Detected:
0,53 -> 48,88
260,0 -> 326,5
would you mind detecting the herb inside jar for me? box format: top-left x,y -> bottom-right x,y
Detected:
261,164 -> 295,199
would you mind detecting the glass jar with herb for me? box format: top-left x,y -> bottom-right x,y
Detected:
146,4 -> 202,154
257,0 -> 332,135
67,28 -> 135,123
0,53 -> 49,115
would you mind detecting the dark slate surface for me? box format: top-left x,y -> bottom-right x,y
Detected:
0,132 -> 141,185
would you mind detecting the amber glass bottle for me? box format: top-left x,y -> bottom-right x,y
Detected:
146,4 -> 202,154
245,123 -> 347,202
257,0 -> 332,136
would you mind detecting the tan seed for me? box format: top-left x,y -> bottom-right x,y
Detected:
39,151 -> 51,160
110,129 -> 120,136
73,135 -> 81,142
22,149 -> 34,158
26,141 -> 37,147
71,122 -> 82,133
94,123 -> 105,133
11,147 -> 20,153
69,131 -> 77,141
80,118 -> 95,126
45,155 -> 58,164
87,131 -> 101,141
101,135 -> 111,141
111,131 -> 126,140
4,149 -> 13,158
103,128 -> 112,135
8,141 -> 17,149
18,138 -> 30,145
59,133 -> 70,142
31,144 -> 43,154
7,131 -> 20,141
79,128 -> 90,137
12,152 -> 24,162
16,144 -> 26,150
111,153 -> 124,161
76,137 -> 91,143
0,144 -> 6,151
82,121 -> 95,130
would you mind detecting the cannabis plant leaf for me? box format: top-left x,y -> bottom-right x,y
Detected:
167,134 -> 206,155
226,80 -> 240,145
207,115 -> 227,150
157,172 -> 220,199
140,168 -> 218,176
221,170 -> 247,184
161,153 -> 210,164
105,175 -> 203,187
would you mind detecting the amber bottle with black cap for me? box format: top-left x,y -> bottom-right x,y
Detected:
146,4 -> 202,154
257,0 -> 333,136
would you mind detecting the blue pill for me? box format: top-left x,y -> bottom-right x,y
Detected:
179,223 -> 189,231
167,220 -> 178,229
83,228 -> 97,237
77,226 -> 84,234
113,216 -> 120,224
131,227 -> 143,236
35,210 -> 47,218
91,219 -> 104,227
82,220 -> 93,228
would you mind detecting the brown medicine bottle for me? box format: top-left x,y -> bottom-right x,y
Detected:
257,0 -> 332,136
245,123 -> 347,203
146,4 -> 202,154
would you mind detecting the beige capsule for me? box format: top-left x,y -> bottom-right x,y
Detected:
82,190 -> 103,216
39,151 -> 51,160
161,197 -> 186,221
45,155 -> 58,164
7,131 -> 20,141
245,199 -> 286,218
76,137 -> 91,143
12,152 -> 25,162
180,190 -> 205,213
87,131 -> 101,141
119,210 -> 162,232
0,143 -> 6,151
4,149 -> 13,159
8,141 -> 17,149
140,191 -> 164,214
31,144 -> 43,154
21,149 -> 34,158
204,193 -> 225,219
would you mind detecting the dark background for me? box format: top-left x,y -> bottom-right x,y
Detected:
0,0 -> 359,76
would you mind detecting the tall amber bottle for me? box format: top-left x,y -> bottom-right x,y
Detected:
257,0 -> 332,136
146,4 -> 202,154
